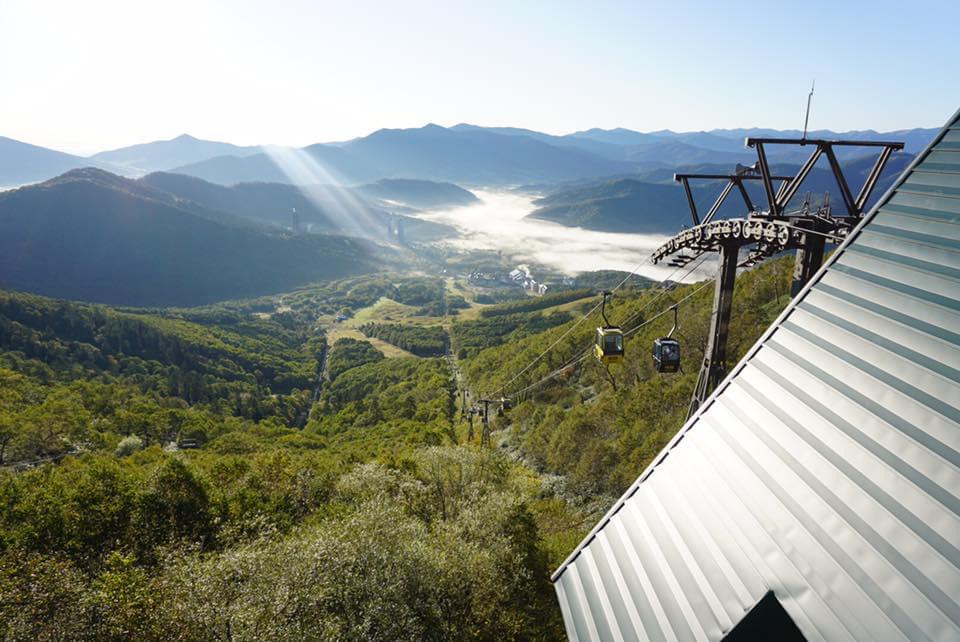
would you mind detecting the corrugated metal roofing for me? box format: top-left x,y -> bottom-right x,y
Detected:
552,108 -> 960,642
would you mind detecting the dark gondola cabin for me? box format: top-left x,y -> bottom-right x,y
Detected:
595,327 -> 624,364
653,337 -> 680,373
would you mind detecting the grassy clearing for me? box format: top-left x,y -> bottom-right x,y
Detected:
347,297 -> 420,326
454,302 -> 493,321
542,293 -> 597,315
326,325 -> 416,359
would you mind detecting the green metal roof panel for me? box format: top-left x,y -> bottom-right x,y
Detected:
552,107 -> 960,641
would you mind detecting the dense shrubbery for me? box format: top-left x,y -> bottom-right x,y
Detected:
0,273 -> 609,641
359,322 -> 448,356
0,289 -> 317,392
473,288 -> 530,305
0,257 -> 794,639
326,337 -> 384,381
451,310 -> 572,358
394,278 -> 444,306
0,447 -> 567,641
309,357 -> 455,457
447,294 -> 470,311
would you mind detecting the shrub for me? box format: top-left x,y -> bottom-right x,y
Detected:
114,435 -> 144,457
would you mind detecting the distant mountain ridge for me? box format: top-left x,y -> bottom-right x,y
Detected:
167,123 -> 937,188
171,124 -> 637,187
0,136 -> 132,188
91,133 -> 261,173
575,126 -> 937,155
2,124 -> 938,190
527,152 -> 915,234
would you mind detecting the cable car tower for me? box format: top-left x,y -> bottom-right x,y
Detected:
652,115 -> 903,417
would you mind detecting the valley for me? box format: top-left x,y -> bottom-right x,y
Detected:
0,96 -> 944,642
3,2 -> 955,639
0,235 -> 796,638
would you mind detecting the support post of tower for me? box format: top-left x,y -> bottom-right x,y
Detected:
791,221 -> 827,297
479,399 -> 492,448
688,240 -> 738,419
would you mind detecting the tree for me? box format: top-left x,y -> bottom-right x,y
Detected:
114,435 -> 144,457
134,459 -> 212,555
15,389 -> 92,460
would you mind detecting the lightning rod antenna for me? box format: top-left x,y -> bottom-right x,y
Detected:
802,80 -> 815,142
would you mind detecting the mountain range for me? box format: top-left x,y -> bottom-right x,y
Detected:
91,134 -> 262,173
0,168 -> 395,306
0,136 -> 132,188
526,152 -> 915,233
171,125 -> 636,186
1,124 -> 938,189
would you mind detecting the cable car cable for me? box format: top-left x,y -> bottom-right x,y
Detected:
506,278 -> 713,400
775,223 -> 847,243
502,262 -> 715,401
488,253 -> 709,399
482,253 -> 670,398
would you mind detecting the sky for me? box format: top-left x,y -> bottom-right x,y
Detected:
1,0 -> 957,155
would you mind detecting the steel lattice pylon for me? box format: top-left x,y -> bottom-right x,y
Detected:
651,138 -> 904,417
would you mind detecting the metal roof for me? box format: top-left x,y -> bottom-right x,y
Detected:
552,108 -> 960,642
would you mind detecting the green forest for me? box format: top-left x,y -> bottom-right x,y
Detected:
0,259 -> 793,640
359,322 -> 449,356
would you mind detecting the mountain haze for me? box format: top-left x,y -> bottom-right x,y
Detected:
0,136 -> 131,188
0,168 -> 385,306
91,133 -> 262,173
528,151 -> 914,233
171,124 -> 636,186
166,123 -> 936,188
4,125 -> 936,190
140,172 -> 458,240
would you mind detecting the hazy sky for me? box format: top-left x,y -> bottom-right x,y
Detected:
2,0 -> 957,154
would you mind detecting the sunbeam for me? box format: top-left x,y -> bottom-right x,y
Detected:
261,145 -> 392,242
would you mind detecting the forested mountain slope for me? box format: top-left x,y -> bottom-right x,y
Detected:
458,255 -> 794,494
140,171 -> 456,240
0,169 -> 384,306
0,279 -> 573,641
0,258 -> 793,640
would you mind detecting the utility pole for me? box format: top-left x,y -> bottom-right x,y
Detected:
478,399 -> 493,448
291,207 -> 302,234
466,405 -> 476,444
